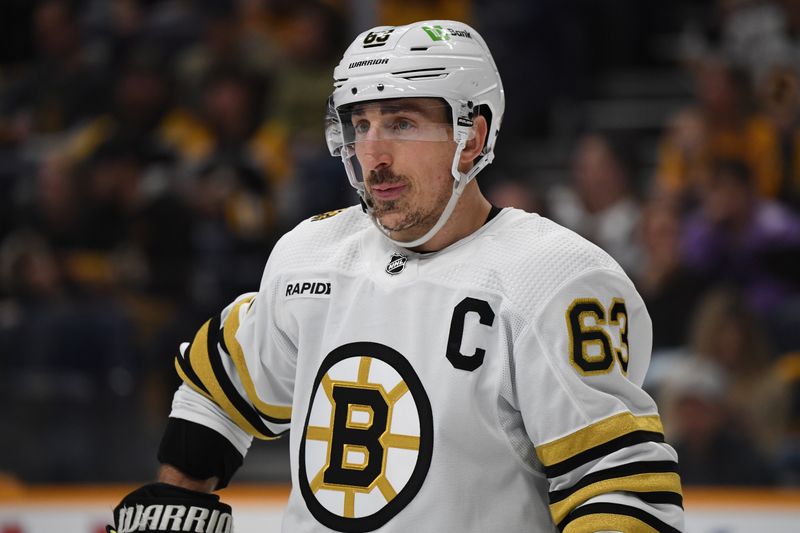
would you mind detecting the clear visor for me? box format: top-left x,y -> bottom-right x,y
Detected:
334,98 -> 468,189
329,98 -> 478,191
338,98 -> 457,146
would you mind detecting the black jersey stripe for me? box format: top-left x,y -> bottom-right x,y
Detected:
637,491 -> 684,508
545,430 -> 665,478
536,412 -> 664,469
216,301 -> 293,425
218,329 -> 230,357
548,461 -> 682,525
203,315 -> 286,440
175,341 -> 211,395
549,460 -> 680,504
188,318 -> 274,437
558,502 -> 682,533
213,322 -> 292,425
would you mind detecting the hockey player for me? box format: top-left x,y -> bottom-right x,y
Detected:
108,20 -> 684,532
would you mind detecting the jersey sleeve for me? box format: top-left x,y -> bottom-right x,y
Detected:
169,254 -> 296,457
512,267 -> 684,533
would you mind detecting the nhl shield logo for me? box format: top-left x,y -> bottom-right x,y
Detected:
385,252 -> 408,275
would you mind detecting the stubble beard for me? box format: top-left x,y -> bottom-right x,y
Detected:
367,167 -> 451,235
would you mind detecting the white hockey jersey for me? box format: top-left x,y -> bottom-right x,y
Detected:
170,206 -> 684,532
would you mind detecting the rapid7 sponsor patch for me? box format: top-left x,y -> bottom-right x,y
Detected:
286,279 -> 332,299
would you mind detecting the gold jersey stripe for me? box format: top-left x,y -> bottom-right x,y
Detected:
388,381 -> 409,402
537,412 -> 663,467
222,298 -> 293,421
563,513 -> 661,533
309,467 -> 325,493
549,472 -> 682,525
188,320 -> 275,440
174,358 -> 215,403
306,425 -> 332,441
321,374 -> 335,402
344,489 -> 355,518
382,434 -> 421,450
377,477 -> 397,501
357,356 -> 372,385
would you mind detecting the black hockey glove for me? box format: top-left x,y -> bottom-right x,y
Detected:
106,482 -> 233,533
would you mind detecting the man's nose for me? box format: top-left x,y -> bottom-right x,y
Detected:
358,137 -> 393,169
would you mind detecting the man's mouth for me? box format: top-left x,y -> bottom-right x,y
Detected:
370,183 -> 407,201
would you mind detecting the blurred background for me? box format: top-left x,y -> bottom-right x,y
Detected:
0,0 -> 799,494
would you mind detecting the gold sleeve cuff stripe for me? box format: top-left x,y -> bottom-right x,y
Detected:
174,356 -> 214,403
550,471 -> 682,525
550,460 -> 680,504
221,297 -> 292,423
559,502 -> 682,533
564,514 -> 660,533
187,317 -> 282,440
536,412 -> 664,468
544,429 -> 666,479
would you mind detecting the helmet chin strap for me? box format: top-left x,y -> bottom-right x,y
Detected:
362,138 -> 470,250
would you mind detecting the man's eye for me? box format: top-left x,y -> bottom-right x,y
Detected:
353,121 -> 369,134
393,119 -> 414,131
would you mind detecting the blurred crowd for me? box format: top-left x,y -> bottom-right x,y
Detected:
1,0 -> 800,487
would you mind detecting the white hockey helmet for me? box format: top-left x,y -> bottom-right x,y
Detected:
327,20 -> 505,248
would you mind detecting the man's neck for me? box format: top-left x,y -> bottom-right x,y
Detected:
409,183 -> 493,253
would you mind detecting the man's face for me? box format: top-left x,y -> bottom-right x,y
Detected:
349,98 -> 456,238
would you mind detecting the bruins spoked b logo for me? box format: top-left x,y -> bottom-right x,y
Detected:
299,342 -> 433,532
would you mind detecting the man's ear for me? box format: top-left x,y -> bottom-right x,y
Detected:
458,114 -> 489,168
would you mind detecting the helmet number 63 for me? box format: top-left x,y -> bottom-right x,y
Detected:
363,29 -> 394,47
